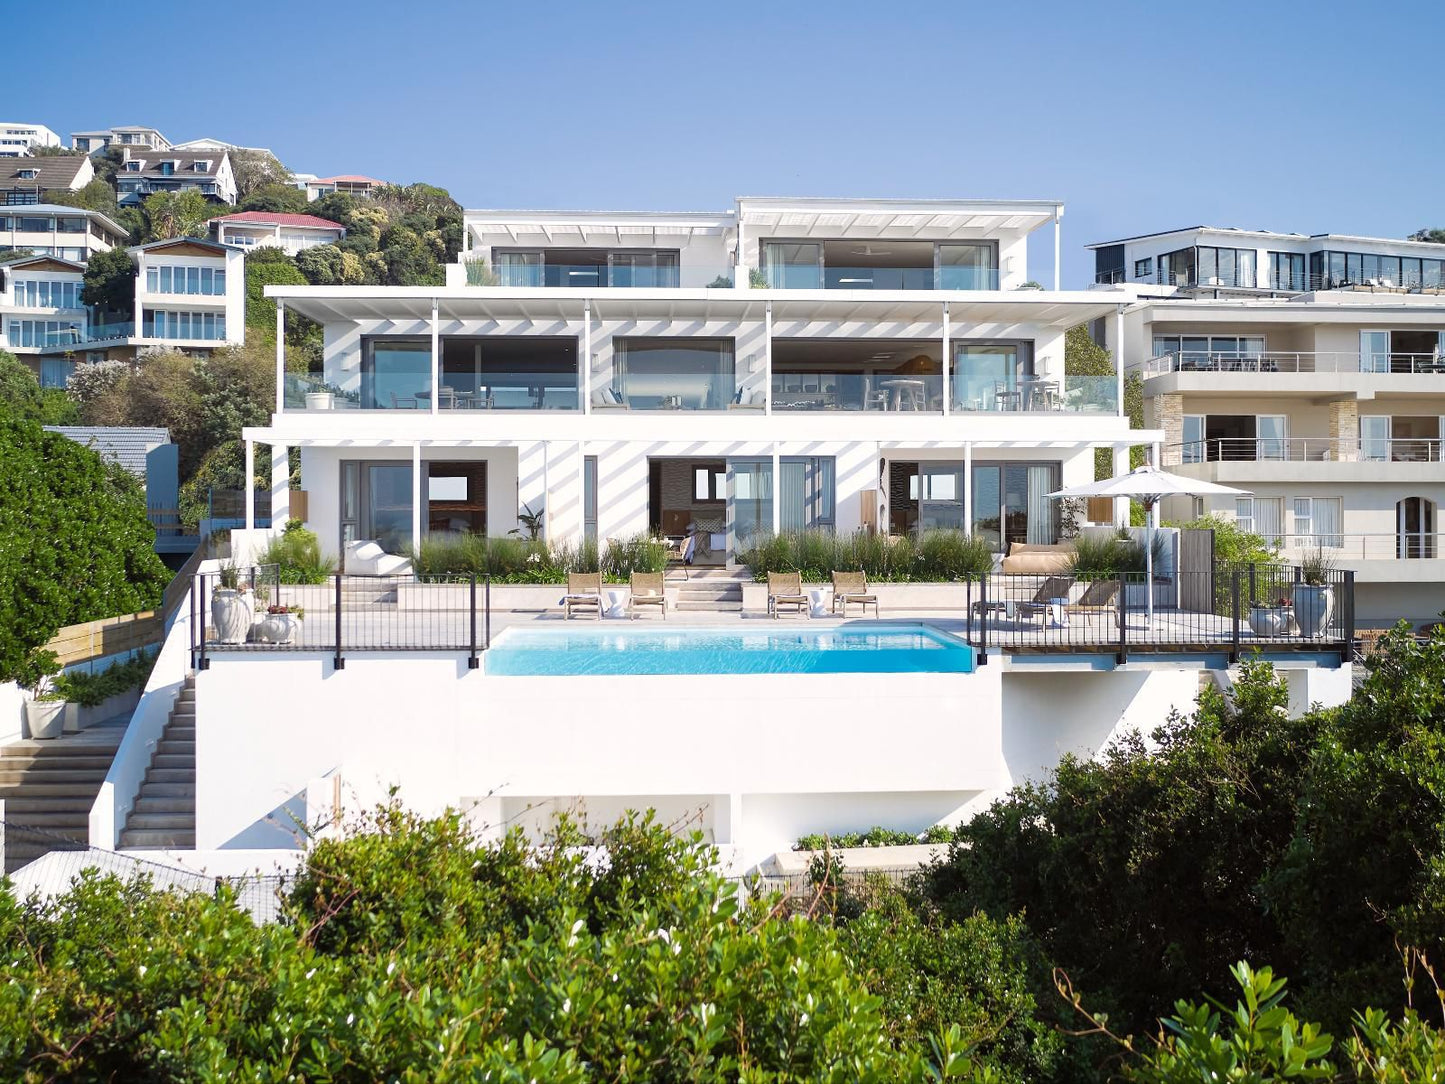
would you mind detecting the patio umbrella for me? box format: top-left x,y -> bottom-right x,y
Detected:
1049,465 -> 1250,626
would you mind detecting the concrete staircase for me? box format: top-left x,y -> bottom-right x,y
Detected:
120,674 -> 195,850
674,568 -> 748,612
0,719 -> 126,874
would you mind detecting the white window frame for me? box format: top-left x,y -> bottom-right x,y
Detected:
1236,496 -> 1283,545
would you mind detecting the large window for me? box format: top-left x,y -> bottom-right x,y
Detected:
763,242 -> 822,288
779,457 -> 835,532
937,243 -> 998,289
1398,497 -> 1437,559
145,310 -> 226,340
1236,497 -> 1283,546
612,337 -> 735,410
146,264 -> 226,295
13,279 -> 80,308
1315,250 -> 1445,290
491,248 -> 679,288
890,461 -> 1059,549
1268,251 -> 1305,291
1152,335 -> 1265,368
6,319 -> 81,348
730,460 -> 773,545
361,338 -> 431,409
952,341 -> 1032,411
441,335 -> 579,410
1293,497 -> 1342,548
1197,246 -> 1257,288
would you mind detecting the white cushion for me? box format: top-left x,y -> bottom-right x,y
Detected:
348,541 -> 383,562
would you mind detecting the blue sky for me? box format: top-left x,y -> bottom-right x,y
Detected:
12,0 -> 1445,285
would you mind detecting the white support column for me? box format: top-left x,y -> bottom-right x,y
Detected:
577,441 -> 586,544
411,442 -> 423,554
1115,305 -> 1125,418
582,299 -> 591,414
1113,445 -> 1130,526
429,298 -> 440,415
771,445 -> 781,534
244,439 -> 255,532
735,210 -> 747,286
1053,208 -> 1062,292
542,443 -> 551,544
270,443 -> 290,526
764,300 -> 772,415
274,300 -> 285,412
941,301 -> 951,415
963,442 -> 973,533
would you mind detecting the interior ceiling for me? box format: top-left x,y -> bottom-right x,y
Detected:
772,337 -> 941,366
820,239 -> 933,268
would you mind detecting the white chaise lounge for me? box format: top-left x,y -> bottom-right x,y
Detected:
344,540 -> 413,577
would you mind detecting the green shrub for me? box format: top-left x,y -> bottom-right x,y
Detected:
795,825 -> 961,850
256,520 -> 335,584
408,532 -> 663,583
50,649 -> 157,707
738,529 -> 993,582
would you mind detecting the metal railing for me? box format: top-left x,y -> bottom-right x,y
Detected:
961,564 -> 1354,663
1140,350 -> 1445,377
1273,532 -> 1444,560
1171,436 -> 1441,464
192,570 -> 492,672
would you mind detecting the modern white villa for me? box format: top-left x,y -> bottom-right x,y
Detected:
1090,226 -> 1445,624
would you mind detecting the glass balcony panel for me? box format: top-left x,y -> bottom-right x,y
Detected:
822,266 -> 935,290
611,338 -> 736,410
771,372 -> 942,411
361,341 -> 431,409
438,372 -> 579,410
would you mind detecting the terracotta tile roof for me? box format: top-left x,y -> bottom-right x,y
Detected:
209,211 -> 345,230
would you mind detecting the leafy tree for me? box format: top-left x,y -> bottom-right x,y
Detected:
1409,228 -> 1445,244
88,145 -> 126,187
295,242 -> 367,285
141,189 -> 219,241
1164,512 -> 1279,567
0,349 -> 78,424
81,246 -> 136,318
0,412 -> 167,681
244,246 -> 308,339
29,145 -> 87,158
229,148 -> 291,201
238,181 -> 308,214
46,177 -> 118,215
308,190 -> 358,230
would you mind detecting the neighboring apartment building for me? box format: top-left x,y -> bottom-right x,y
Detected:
72,125 -> 172,154
207,210 -> 345,255
0,204 -> 129,262
0,123 -> 61,157
305,174 -> 386,200
1092,227 -> 1445,625
0,155 -> 94,205
115,149 -> 237,207
0,254 -> 88,386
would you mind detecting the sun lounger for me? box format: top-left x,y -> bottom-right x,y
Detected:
831,571 -> 879,618
563,572 -> 603,619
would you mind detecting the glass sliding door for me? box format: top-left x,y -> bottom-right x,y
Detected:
494,250 -> 543,286
778,457 -> 836,531
361,339 -> 431,409
1257,415 -> 1287,460
613,337 -> 735,410
729,459 -> 773,546
1360,415 -> 1390,461
763,242 -> 821,288
970,465 -> 1001,549
609,251 -> 679,287
919,463 -> 965,531
365,464 -> 413,554
1360,330 -> 1390,373
937,242 -> 998,289
952,342 -> 1027,411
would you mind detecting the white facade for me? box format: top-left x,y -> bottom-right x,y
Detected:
1098,279 -> 1445,624
0,123 -> 60,157
130,239 -> 246,350
0,255 -> 87,384
72,126 -> 172,154
208,213 -> 345,256
0,204 -> 128,263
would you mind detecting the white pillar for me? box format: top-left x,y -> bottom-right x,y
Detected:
274,300 -> 285,412
541,443 -> 551,544
941,301 -> 951,415
771,445 -> 781,534
582,299 -> 591,413
244,439 -> 255,532
735,211 -> 747,285
429,298 -> 440,415
577,441 -> 586,544
1053,208 -> 1062,291
763,299 -> 772,415
270,443 -> 290,526
1115,305 -> 1125,418
963,442 -> 973,534
411,442 -> 422,554
1113,445 -> 1130,526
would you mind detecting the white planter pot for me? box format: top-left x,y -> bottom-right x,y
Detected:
254,613 -> 303,644
305,391 -> 334,410
1248,606 -> 1291,638
24,699 -> 66,740
1292,584 -> 1334,638
211,588 -> 253,644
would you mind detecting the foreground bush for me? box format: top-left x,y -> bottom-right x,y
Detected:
0,809 -> 1001,1080
256,519 -> 335,584
407,531 -> 666,583
739,528 -> 995,582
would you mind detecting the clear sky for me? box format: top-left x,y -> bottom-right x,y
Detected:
11,0 -> 1445,286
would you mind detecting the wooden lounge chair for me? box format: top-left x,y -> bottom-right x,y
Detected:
973,575 -> 1073,621
563,572 -> 603,619
831,571 -> 878,618
628,571 -> 667,619
767,571 -> 809,618
1069,578 -> 1119,616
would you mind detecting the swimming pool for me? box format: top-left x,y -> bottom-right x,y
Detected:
485,624 -> 975,676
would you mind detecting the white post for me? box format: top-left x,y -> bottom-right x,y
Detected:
582,299 -> 591,414
941,301 -> 951,415
963,442 -> 973,534
1113,445 -> 1130,526
764,299 -> 772,415
771,445 -> 781,534
577,442 -> 586,544
1053,208 -> 1062,291
542,443 -> 551,544
270,443 -> 290,526
275,299 -> 284,412
735,211 -> 747,286
1115,305 -> 1125,418
430,298 -> 440,415
411,442 -> 422,554
244,439 -> 255,532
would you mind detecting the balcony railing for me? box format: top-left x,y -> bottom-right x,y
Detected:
1173,437 -> 1442,464
1273,533 -> 1444,560
772,372 -> 943,412
282,373 -> 581,411
952,374 -> 1118,414
765,265 -> 1001,290
1141,351 -> 1445,377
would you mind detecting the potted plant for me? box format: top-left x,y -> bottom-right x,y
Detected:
211,561 -> 253,645
254,604 -> 304,644
1248,596 -> 1292,638
304,388 -> 335,411
1293,549 -> 1335,637
18,650 -> 65,740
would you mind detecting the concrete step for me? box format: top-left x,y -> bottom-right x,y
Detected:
133,796 -> 194,814
151,753 -> 194,770
675,601 -> 745,612
0,740 -> 122,759
0,754 -> 117,772
163,730 -> 196,745
2,796 -> 95,813
170,707 -> 196,720
138,782 -> 195,798
6,811 -> 89,828
145,768 -> 196,785
125,812 -> 193,830
119,829 -> 195,848
0,782 -> 103,798
0,769 -> 109,786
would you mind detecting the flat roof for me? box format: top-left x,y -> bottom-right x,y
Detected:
1088,225 -> 1445,252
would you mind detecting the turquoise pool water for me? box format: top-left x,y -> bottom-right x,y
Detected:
485,624 -> 975,676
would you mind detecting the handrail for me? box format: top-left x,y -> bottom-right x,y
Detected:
1140,350 -> 1445,377
1170,436 -> 1442,464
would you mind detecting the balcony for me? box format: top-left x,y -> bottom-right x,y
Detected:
762,263 -> 1000,291
1142,351 -> 1445,377
1174,437 -> 1441,464
283,373 -> 580,412
1274,533 -> 1444,561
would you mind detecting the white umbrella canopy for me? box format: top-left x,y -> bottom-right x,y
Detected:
1049,465 -> 1251,625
